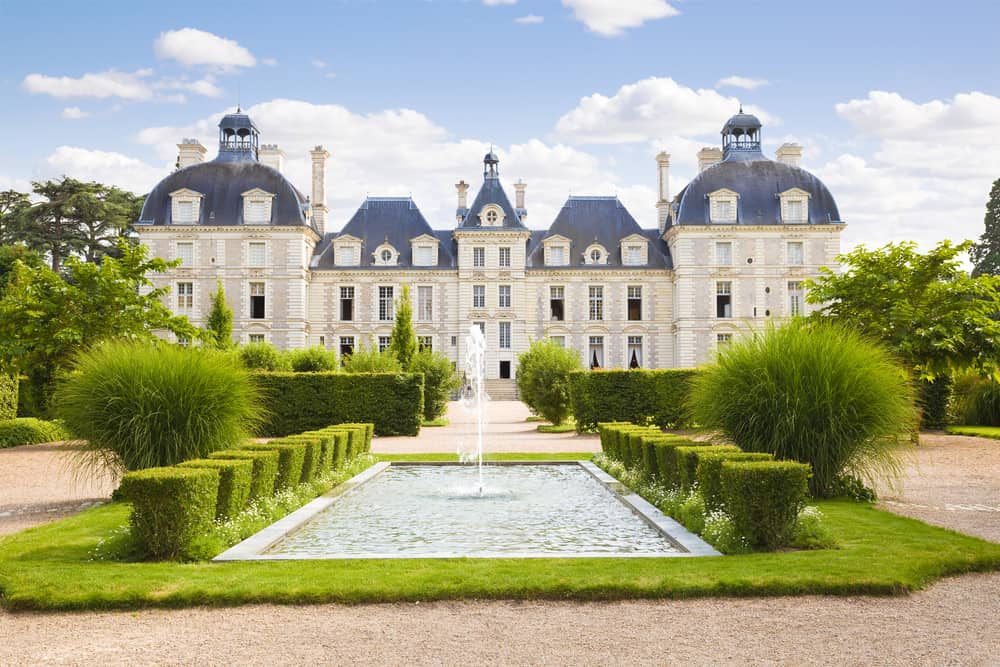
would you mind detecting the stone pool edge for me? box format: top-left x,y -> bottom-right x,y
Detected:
214,461 -> 721,561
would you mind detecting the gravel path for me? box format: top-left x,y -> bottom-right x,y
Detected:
1,413 -> 999,665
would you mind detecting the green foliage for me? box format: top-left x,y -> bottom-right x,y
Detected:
241,442 -> 306,490
0,244 -> 43,295
238,342 -> 289,371
0,191 -> 32,246
54,342 -> 263,476
676,489 -> 708,534
119,466 -> 219,560
341,342 -> 403,373
687,321 -> 916,496
917,376 -> 953,430
275,435 -> 323,482
828,474 -> 878,503
956,378 -> 1000,426
946,425 -> 1000,440
652,439 -> 710,489
407,348 -> 460,420
0,240 -> 198,414
675,445 -> 741,491
177,458 -> 253,520
971,178 -> 1000,277
208,449 -> 279,501
0,373 -> 16,420
790,506 -> 837,550
697,451 -> 775,510
204,281 -> 234,349
287,346 -> 338,372
569,369 -> 699,432
721,461 -> 811,549
0,417 -> 70,448
388,284 -> 417,368
254,372 -> 423,436
806,240 -> 1000,379
516,339 -> 583,425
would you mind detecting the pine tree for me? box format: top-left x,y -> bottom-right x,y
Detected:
972,178 -> 1000,277
388,284 -> 417,367
205,281 -> 234,349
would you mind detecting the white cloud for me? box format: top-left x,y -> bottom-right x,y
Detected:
23,69 -> 154,100
154,28 -> 256,69
61,107 -> 89,119
483,0 -> 517,5
156,76 -> 224,98
261,58 -> 278,67
515,14 -> 544,24
716,75 -> 768,90
561,0 -> 677,36
45,146 -> 168,194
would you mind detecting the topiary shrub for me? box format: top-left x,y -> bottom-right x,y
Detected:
287,347 -> 338,372
674,445 -> 742,490
408,349 -> 461,421
569,369 -> 699,432
696,451 -> 775,510
652,439 -> 711,489
241,442 -> 306,490
178,458 -> 253,519
338,423 -> 374,453
119,466 -> 219,560
55,342 -> 263,476
516,339 -> 583,426
639,434 -> 689,480
687,321 -> 916,496
0,417 -> 70,448
597,422 -> 630,459
238,342 -> 290,371
208,449 -> 279,501
614,426 -> 659,467
275,435 -> 323,482
720,460 -> 811,549
0,373 -> 17,420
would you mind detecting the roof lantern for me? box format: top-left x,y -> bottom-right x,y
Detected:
721,105 -> 763,160
216,107 -> 260,162
483,146 -> 500,179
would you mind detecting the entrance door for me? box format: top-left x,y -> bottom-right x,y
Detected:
499,360 -> 511,379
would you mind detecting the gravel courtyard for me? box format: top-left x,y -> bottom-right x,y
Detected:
1,402 -> 998,665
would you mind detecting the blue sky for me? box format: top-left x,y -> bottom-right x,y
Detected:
2,0 -> 999,250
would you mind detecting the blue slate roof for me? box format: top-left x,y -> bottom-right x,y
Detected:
457,178 -> 527,230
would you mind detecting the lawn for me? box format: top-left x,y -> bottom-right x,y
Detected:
946,426 -> 1000,440
1,452 -> 999,611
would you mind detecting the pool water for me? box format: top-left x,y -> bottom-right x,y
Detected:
265,464 -> 680,557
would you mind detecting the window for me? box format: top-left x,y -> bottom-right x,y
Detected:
550,335 -> 565,348
788,281 -> 804,316
499,246 -> 511,267
173,199 -> 199,224
248,241 -> 266,267
627,286 -> 642,321
589,248 -> 603,264
785,199 -> 806,223
498,285 -> 511,309
176,242 -> 194,267
624,245 -> 643,266
717,333 -> 733,346
550,286 -> 565,321
340,286 -> 354,321
589,286 -> 603,321
378,336 -> 391,353
787,241 -> 804,266
380,249 -> 393,263
414,245 -> 434,266
588,336 -> 604,369
485,209 -> 499,225
627,336 -> 643,369
248,334 -> 265,344
418,336 -> 433,352
245,198 -> 269,224
499,321 -> 511,349
176,282 -> 193,312
250,282 -> 265,319
319,336 -> 325,347
378,286 -> 394,321
337,246 -> 356,266
339,336 -> 355,358
417,286 -> 433,321
716,281 -> 732,318
473,247 -> 485,268
473,285 -> 485,309
548,246 -> 566,266
711,198 -> 737,223
716,241 -> 732,266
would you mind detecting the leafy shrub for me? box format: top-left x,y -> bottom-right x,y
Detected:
696,451 -> 775,510
675,445 -> 742,491
408,349 -> 461,421
341,346 -> 403,373
569,369 -> 699,432
827,474 -> 878,503
676,489 -> 708,534
597,422 -> 630,458
55,342 -> 262,476
615,426 -> 660,467
917,376 -> 953,430
238,342 -> 290,371
652,439 -> 710,489
254,372 -> 422,436
208,449 -> 279,501
966,379 -> 1000,426
178,458 -> 253,520
516,339 -> 583,425
0,417 -> 70,448
790,506 -> 836,550
276,435 -> 323,482
702,509 -> 750,554
720,460 -> 811,549
339,423 -> 374,452
287,347 -> 339,372
687,321 -> 916,496
242,442 -> 306,490
119,466 -> 219,560
0,373 -> 16,420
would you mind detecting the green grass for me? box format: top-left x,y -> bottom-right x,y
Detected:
946,425 -> 1000,440
421,418 -> 449,427
525,415 -> 546,423
537,422 -> 577,433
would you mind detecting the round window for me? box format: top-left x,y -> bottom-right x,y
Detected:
485,210 -> 498,225
590,249 -> 602,263
380,249 -> 393,263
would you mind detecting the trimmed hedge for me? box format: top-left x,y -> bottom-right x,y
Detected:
276,435 -> 323,482
178,458 -> 253,520
675,445 -> 742,490
652,439 -> 711,489
254,372 -> 423,437
120,467 -> 219,560
697,451 -> 775,510
569,369 -> 699,432
721,461 -> 811,549
241,442 -> 306,490
208,449 -> 279,501
0,418 -> 70,449
638,434 -> 689,480
0,374 -> 17,421
597,421 -> 630,458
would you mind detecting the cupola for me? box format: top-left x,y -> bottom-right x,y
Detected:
483,147 -> 500,179
721,106 -> 763,160
216,108 -> 260,162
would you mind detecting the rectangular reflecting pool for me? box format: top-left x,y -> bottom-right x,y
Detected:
215,461 -> 720,560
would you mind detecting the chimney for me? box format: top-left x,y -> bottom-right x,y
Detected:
775,143 -> 803,167
259,144 -> 285,172
309,145 -> 330,236
455,180 -> 469,223
514,179 -> 527,220
697,147 -> 723,172
176,139 -> 206,169
655,152 -> 671,233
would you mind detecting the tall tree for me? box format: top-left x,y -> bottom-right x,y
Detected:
388,284 -> 417,368
0,190 -> 31,245
80,186 -> 144,263
971,178 -> 1000,277
204,281 -> 234,349
0,244 -> 43,295
20,178 -> 95,272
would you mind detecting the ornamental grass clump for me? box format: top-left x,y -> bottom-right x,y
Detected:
687,321 -> 917,496
55,342 -> 263,477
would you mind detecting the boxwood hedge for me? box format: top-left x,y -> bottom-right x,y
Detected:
569,369 -> 699,432
675,445 -> 742,491
696,451 -> 775,510
721,460 -> 811,549
0,374 -> 17,421
0,418 -> 70,449
178,458 -> 253,520
208,449 -> 279,501
241,442 -> 306,490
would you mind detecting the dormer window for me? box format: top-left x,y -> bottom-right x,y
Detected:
334,235 -> 362,266
779,188 -> 811,223
410,234 -> 439,267
169,188 -> 203,224
620,234 -> 648,266
373,243 -> 398,266
242,188 -> 275,224
708,189 -> 739,224
542,235 -> 570,267
479,204 -> 504,227
584,244 -> 608,265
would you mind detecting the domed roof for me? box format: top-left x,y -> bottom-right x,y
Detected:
137,159 -> 310,227
672,156 -> 841,226
218,110 -> 258,131
722,110 -> 762,135
483,149 -> 499,164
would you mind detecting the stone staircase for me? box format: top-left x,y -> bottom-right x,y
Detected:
484,379 -> 519,401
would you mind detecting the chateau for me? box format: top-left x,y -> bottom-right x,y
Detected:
136,108 -> 845,381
